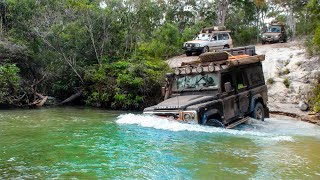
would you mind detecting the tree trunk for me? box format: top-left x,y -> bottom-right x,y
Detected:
286,5 -> 296,40
216,0 -> 229,26
58,89 -> 83,105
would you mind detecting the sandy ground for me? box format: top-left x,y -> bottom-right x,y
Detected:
166,41 -> 320,119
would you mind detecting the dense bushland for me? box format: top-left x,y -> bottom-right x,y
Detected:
0,0 -> 319,110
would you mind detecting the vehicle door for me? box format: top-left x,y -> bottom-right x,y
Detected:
217,33 -> 227,48
220,73 -> 238,122
209,34 -> 218,51
235,70 -> 250,116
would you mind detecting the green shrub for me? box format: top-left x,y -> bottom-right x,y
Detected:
0,63 -> 21,104
282,68 -> 290,75
283,78 -> 290,88
267,78 -> 274,85
312,85 -> 320,113
295,61 -> 302,67
283,60 -> 290,66
84,55 -> 170,109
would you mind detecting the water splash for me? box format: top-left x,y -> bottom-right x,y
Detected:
115,114 -> 311,142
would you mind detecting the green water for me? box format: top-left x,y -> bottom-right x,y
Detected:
0,107 -> 320,179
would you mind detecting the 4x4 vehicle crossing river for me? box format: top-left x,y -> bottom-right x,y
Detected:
144,46 -> 269,128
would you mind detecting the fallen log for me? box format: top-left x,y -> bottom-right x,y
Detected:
29,93 -> 48,108
57,89 -> 83,105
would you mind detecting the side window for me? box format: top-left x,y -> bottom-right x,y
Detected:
211,35 -> 217,41
236,71 -> 247,91
246,66 -> 264,86
218,34 -> 224,40
223,34 -> 229,40
221,73 -> 234,92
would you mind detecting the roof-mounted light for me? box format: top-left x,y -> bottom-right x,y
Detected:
185,66 -> 192,74
196,65 -> 203,73
208,63 -> 215,72
174,68 -> 181,75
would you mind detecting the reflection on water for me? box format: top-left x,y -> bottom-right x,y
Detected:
0,108 -> 320,179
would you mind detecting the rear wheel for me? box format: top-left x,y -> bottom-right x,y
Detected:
206,119 -> 225,128
186,51 -> 192,56
262,41 -> 265,45
223,44 -> 230,49
283,37 -> 287,43
251,102 -> 265,121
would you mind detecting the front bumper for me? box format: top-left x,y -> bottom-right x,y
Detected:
264,107 -> 270,118
182,46 -> 204,52
262,37 -> 280,42
143,110 -> 199,124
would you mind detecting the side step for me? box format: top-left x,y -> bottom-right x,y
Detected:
225,117 -> 250,129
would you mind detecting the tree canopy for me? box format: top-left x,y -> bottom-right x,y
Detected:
0,0 -> 319,109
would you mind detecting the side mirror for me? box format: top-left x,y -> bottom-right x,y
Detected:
224,82 -> 233,93
161,87 -> 166,96
166,73 -> 173,78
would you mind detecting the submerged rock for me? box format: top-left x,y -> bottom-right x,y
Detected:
298,101 -> 308,111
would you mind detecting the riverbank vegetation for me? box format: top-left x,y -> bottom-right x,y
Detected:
0,0 -> 319,110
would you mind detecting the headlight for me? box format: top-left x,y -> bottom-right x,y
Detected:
195,43 -> 200,47
183,43 -> 186,47
262,34 -> 265,38
275,35 -> 278,38
182,111 -> 197,123
184,113 -> 192,121
208,63 -> 215,72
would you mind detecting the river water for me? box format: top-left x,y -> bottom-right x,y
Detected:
0,107 -> 319,179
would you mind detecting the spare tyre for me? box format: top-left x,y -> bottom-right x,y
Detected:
199,51 -> 229,62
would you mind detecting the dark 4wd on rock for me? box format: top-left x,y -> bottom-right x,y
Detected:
143,46 -> 269,128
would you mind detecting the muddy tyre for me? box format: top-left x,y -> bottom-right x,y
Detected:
223,44 -> 230,49
199,51 -> 229,62
251,102 -> 265,121
186,51 -> 192,56
206,119 -> 225,128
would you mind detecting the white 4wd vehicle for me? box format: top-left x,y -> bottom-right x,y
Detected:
183,27 -> 233,56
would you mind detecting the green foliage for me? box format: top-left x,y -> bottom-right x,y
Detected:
282,68 -> 290,75
139,23 -> 182,58
84,56 -> 170,109
267,78 -> 274,85
311,84 -> 320,113
283,78 -> 290,88
0,63 -> 21,104
314,25 -> 320,51
5,0 -> 320,109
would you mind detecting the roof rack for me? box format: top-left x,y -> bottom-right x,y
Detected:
200,26 -> 228,33
174,46 -> 265,75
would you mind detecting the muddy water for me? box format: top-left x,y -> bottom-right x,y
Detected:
0,107 -> 319,179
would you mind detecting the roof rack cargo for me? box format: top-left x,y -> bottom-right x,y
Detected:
200,26 -> 227,33
176,46 -> 264,74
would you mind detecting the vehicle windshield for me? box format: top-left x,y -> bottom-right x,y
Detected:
172,73 -> 219,92
267,26 -> 281,33
194,34 -> 211,41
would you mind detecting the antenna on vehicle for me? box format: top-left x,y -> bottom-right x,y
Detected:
177,95 -> 181,120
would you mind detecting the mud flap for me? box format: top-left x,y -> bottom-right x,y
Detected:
265,107 -> 270,118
